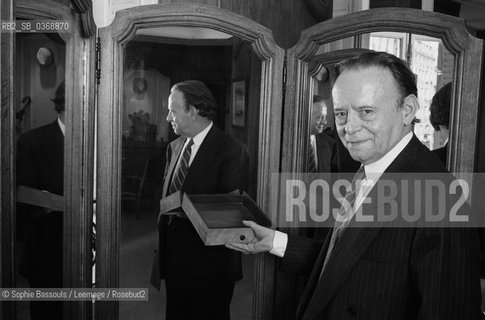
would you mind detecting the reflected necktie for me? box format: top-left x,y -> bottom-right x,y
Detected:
321,165 -> 366,273
168,139 -> 194,195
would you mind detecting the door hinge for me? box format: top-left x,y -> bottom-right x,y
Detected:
95,36 -> 101,85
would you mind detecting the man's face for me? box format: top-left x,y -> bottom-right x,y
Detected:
332,66 -> 411,165
166,89 -> 192,137
310,102 -> 327,135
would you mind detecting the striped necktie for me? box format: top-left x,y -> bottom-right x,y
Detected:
168,139 -> 194,195
321,165 -> 366,273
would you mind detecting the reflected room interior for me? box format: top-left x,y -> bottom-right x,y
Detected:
119,26 -> 261,320
14,31 -> 66,320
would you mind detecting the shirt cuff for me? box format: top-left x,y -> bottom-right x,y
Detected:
269,230 -> 288,257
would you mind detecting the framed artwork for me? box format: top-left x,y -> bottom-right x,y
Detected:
231,80 -> 246,127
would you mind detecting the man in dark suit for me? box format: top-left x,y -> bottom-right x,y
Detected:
227,52 -> 482,319
16,81 -> 65,320
151,80 -> 250,320
309,95 -> 339,173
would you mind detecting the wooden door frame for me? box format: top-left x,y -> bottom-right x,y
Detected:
96,4 -> 284,319
1,0 -> 15,317
1,0 -> 96,319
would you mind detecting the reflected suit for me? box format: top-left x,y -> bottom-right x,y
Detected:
151,125 -> 249,320
16,120 -> 64,320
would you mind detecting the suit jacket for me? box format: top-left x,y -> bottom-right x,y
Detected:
151,125 -> 250,289
315,132 -> 339,173
432,143 -> 448,166
281,135 -> 482,320
16,120 -> 64,285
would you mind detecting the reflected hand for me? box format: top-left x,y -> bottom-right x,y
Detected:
225,220 -> 275,254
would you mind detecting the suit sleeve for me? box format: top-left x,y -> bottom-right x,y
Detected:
17,135 -> 39,188
219,140 -> 250,193
280,235 -> 323,276
410,226 -> 482,319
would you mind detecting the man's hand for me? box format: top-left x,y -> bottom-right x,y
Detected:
225,220 -> 275,254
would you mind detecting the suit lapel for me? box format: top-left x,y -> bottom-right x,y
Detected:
302,227 -> 383,319
162,137 -> 185,197
301,135 -> 424,319
183,126 -> 222,190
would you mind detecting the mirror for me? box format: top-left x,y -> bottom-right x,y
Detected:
95,8 -> 283,319
277,8 -> 482,316
15,32 -> 66,320
285,8 -> 481,178
119,26 -> 260,320
95,4 -> 283,319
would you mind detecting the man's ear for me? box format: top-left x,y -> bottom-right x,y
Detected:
402,94 -> 419,126
189,105 -> 199,118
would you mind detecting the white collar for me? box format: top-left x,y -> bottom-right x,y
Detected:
57,117 -> 65,136
364,131 -> 413,180
190,121 -> 213,147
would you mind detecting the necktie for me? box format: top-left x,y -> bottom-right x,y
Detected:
168,139 -> 194,195
321,165 -> 366,273
308,137 -> 318,173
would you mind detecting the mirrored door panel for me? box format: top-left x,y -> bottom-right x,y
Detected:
96,4 -> 284,320
285,7 -> 482,177
15,32 -> 66,320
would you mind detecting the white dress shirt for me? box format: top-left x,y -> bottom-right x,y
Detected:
270,131 -> 414,257
57,117 -> 65,136
180,121 -> 213,166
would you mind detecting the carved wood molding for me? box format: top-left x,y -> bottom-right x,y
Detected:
308,48 -> 373,77
16,0 -> 74,41
110,3 -> 278,58
16,0 -> 95,38
72,0 -> 96,37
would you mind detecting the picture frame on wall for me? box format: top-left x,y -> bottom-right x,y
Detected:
231,79 -> 246,128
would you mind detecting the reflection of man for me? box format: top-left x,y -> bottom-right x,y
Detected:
309,95 -> 339,173
227,52 -> 481,319
16,81 -> 65,320
429,82 -> 451,166
151,80 -> 250,320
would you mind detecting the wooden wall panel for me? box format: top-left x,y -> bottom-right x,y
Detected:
222,0 -> 319,48
156,0 -> 320,48
370,0 -> 421,8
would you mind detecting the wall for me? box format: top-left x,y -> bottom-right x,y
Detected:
151,0 -> 320,48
